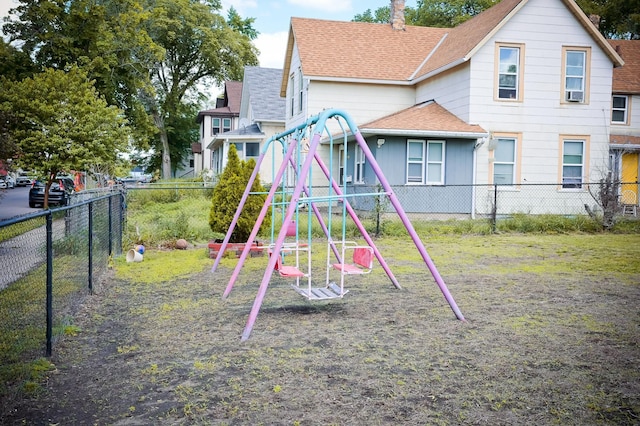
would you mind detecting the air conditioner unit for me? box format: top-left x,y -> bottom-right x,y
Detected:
567,91 -> 584,102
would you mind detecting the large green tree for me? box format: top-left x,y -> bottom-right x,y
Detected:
142,0 -> 258,179
2,0 -> 163,143
0,66 -> 130,207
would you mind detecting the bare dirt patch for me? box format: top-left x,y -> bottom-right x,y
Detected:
4,235 -> 640,425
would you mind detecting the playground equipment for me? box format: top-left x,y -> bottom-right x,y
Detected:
211,109 -> 465,341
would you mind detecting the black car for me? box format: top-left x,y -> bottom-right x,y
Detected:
28,179 -> 74,208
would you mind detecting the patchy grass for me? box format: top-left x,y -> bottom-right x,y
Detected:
4,233 -> 640,425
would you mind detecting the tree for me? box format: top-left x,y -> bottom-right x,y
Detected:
576,0 -> 640,39
352,0 -> 497,27
142,0 -> 259,179
209,144 -> 270,243
0,66 -> 130,208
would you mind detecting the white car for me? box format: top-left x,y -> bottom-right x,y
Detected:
0,180 -> 6,189
2,175 -> 15,189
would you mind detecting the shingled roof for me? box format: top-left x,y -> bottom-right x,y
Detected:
281,0 -> 624,94
609,40 -> 640,95
196,81 -> 243,123
360,101 -> 487,136
241,67 -> 285,122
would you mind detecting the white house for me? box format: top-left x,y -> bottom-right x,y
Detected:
279,0 -> 626,215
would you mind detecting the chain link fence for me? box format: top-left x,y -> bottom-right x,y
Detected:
0,191 -> 124,377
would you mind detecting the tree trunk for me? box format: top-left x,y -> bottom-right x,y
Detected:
153,112 -> 172,179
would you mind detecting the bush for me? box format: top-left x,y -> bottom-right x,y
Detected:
209,145 -> 271,243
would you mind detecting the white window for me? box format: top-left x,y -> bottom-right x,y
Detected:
232,142 -> 260,160
406,139 -> 425,184
426,141 -> 444,185
564,49 -> 586,103
354,144 -> 365,184
493,138 -> 516,185
612,95 -> 628,124
212,117 -> 220,135
562,140 -> 585,189
498,46 -> 520,100
298,69 -> 304,113
222,118 -> 231,133
289,74 -> 295,117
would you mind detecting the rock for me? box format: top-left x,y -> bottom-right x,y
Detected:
176,239 -> 188,250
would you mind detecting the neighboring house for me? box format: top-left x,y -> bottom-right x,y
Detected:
608,39 -> 640,209
194,81 -> 243,177
206,67 -> 286,184
280,0 -> 625,215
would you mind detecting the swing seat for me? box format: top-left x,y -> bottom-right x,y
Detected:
269,248 -> 306,278
332,244 -> 374,275
291,282 -> 349,300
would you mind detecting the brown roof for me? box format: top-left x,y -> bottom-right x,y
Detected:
609,40 -> 640,94
611,135 -> 640,146
225,81 -> 243,113
282,0 -> 623,93
360,101 -> 486,135
196,81 -> 243,123
281,18 -> 447,95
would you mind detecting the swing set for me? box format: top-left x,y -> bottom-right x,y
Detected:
211,109 -> 465,341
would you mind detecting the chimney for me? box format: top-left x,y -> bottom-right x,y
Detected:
390,0 -> 406,31
589,14 -> 600,29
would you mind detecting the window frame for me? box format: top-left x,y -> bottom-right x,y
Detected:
338,144 -> 346,185
494,43 -> 524,102
212,117 -> 221,135
298,68 -> 304,113
289,73 -> 295,117
558,136 -> 589,190
561,46 -> 591,104
426,140 -> 445,185
354,144 -> 365,184
489,133 -> 522,187
406,139 -> 425,184
612,95 -> 629,124
222,118 -> 231,133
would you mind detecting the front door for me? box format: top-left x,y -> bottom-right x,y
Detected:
621,152 -> 639,205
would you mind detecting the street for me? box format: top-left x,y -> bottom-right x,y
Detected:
0,186 -> 39,221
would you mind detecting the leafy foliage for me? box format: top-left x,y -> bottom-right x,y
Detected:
209,145 -> 270,243
577,0 -> 640,39
0,66 -> 130,207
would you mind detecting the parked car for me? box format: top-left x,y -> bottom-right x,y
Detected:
1,175 -> 15,189
16,174 -> 34,186
0,180 -> 6,189
28,179 -> 74,208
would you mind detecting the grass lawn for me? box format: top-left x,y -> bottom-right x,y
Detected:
3,233 -> 640,425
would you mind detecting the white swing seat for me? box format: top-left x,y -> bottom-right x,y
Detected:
291,282 -> 349,300
332,244 -> 374,275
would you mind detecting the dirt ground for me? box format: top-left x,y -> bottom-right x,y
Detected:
3,235 -> 640,425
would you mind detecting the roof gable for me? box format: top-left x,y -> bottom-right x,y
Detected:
241,67 -> 285,122
608,40 -> 640,94
361,101 -> 486,136
196,81 -> 242,123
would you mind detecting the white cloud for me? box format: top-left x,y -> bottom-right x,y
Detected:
287,0 -> 352,12
254,31 -> 288,69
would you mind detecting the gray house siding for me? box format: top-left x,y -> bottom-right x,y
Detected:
345,137 -> 475,214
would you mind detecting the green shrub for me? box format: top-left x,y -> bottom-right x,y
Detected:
209,145 -> 271,243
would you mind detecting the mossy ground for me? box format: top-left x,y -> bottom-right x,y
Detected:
4,234 -> 640,425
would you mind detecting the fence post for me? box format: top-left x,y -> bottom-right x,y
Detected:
108,195 -> 113,256
88,202 -> 93,294
46,212 -> 53,357
491,183 -> 498,233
